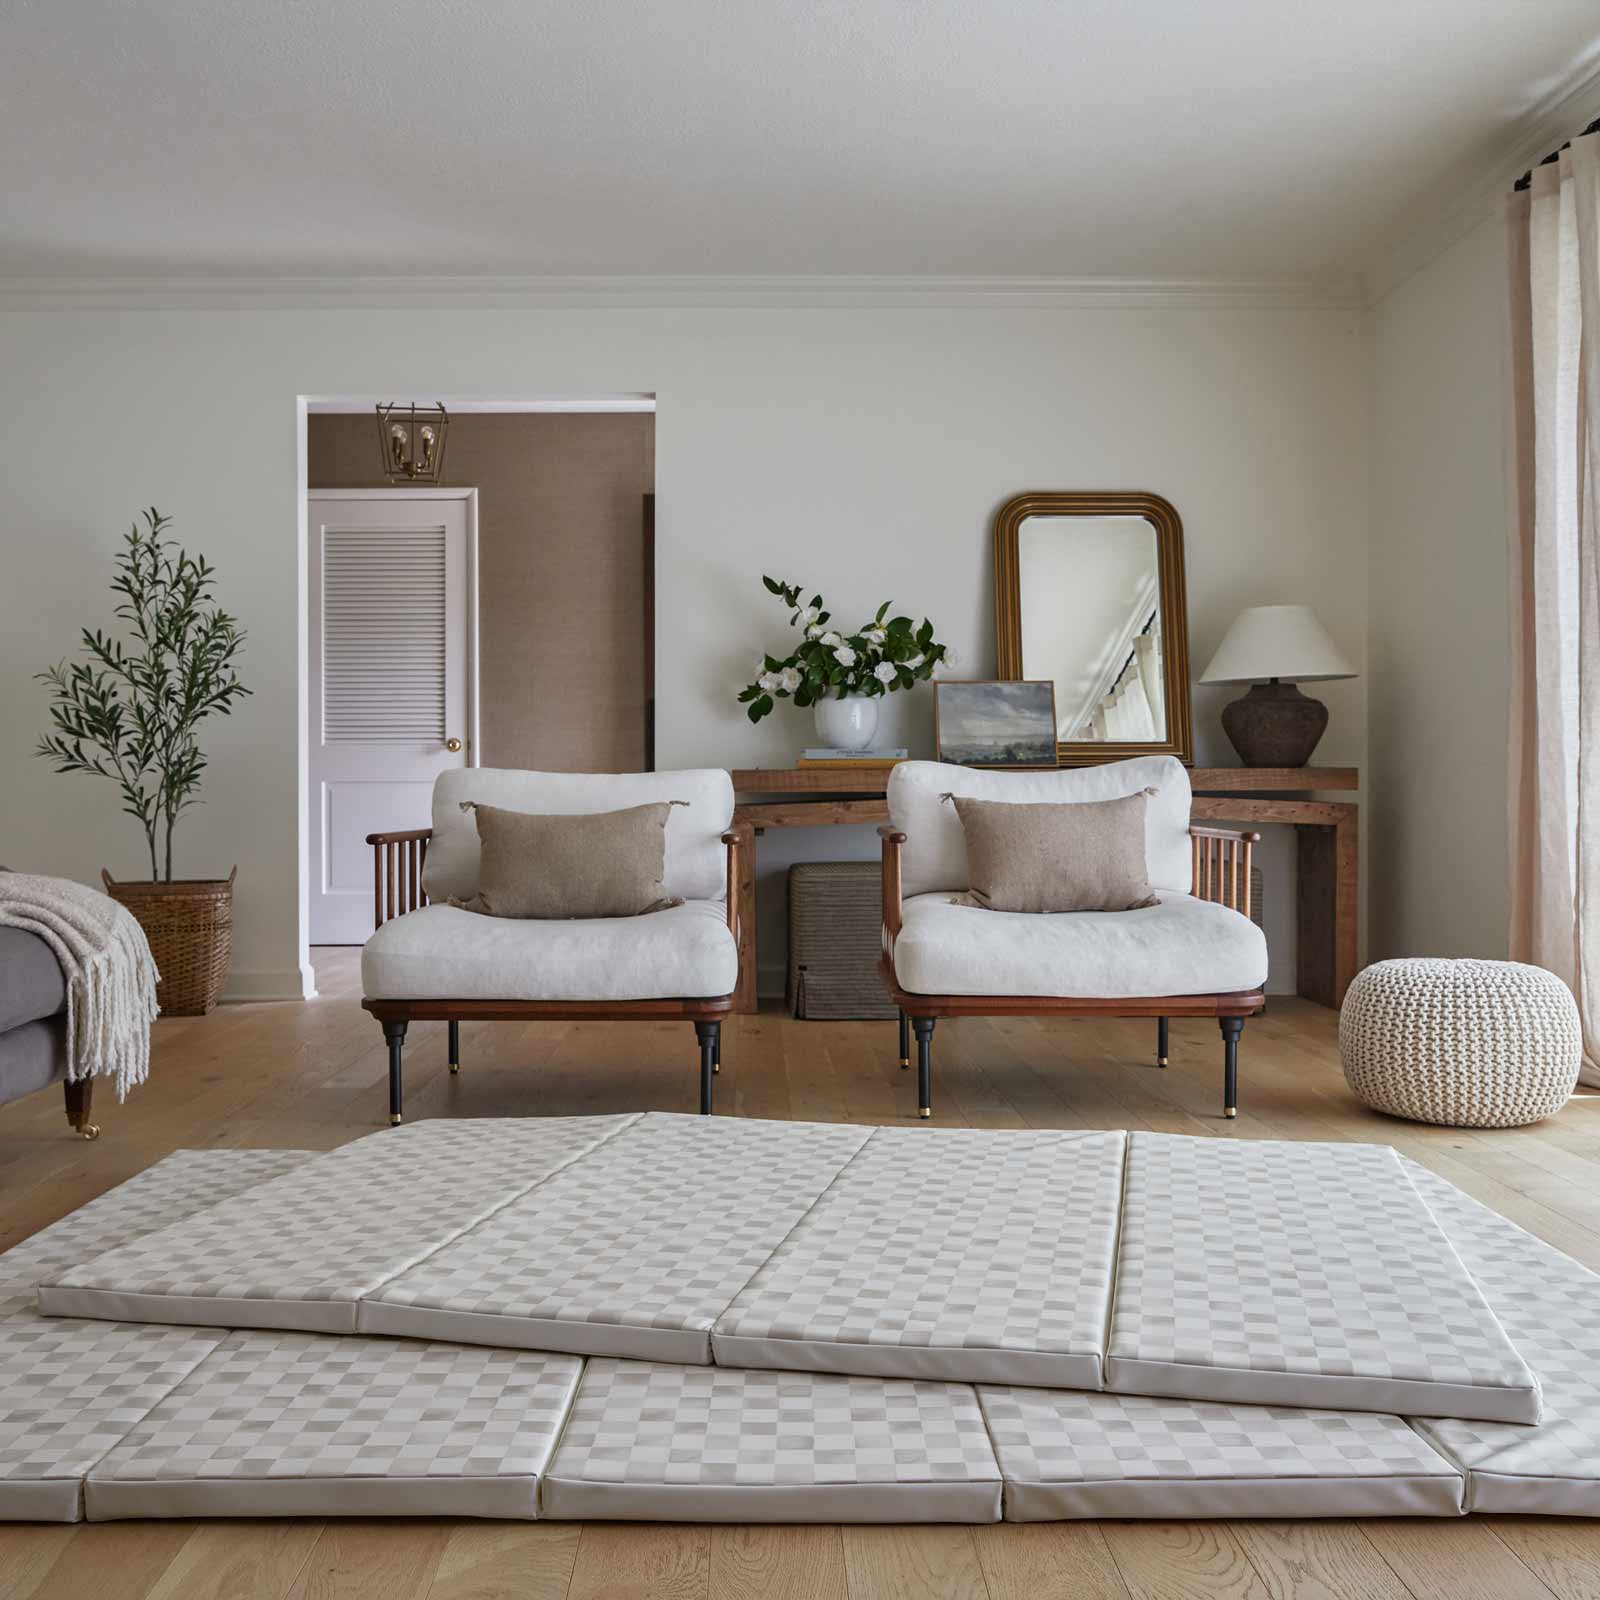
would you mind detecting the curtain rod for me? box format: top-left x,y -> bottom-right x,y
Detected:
1514,115 -> 1600,190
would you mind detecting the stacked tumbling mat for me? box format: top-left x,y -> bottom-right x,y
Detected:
1,1114 -> 1597,1523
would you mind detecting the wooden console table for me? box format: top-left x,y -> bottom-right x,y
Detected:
729,767 -> 1359,1017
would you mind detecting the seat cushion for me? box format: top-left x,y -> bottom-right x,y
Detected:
0,926 -> 68,1031
889,756 -> 1192,899
362,901 -> 738,1002
890,892 -> 1267,998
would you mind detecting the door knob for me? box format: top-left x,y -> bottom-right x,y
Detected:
444,737 -> 463,753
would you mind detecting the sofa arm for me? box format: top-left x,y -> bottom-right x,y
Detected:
1189,825 -> 1260,918
366,829 -> 434,928
720,831 -> 741,941
878,824 -> 907,941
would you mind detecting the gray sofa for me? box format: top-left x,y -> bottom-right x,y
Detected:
0,927 -> 97,1138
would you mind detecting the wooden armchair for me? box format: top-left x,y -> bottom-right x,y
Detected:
878,766 -> 1266,1121
360,771 -> 741,1125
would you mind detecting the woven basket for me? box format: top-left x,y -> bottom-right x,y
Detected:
102,867 -> 235,1016
787,861 -> 897,1020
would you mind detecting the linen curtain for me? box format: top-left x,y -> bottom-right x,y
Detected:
1507,131 -> 1600,1084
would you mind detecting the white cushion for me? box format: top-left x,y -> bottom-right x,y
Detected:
888,756 -> 1192,899
422,768 -> 733,906
889,892 -> 1266,998
361,901 -> 738,1002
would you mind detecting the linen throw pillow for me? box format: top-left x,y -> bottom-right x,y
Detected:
947,789 -> 1160,913
452,801 -> 684,919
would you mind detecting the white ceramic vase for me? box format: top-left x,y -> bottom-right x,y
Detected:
813,693 -> 880,751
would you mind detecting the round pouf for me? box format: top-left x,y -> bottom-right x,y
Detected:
1340,958 -> 1582,1128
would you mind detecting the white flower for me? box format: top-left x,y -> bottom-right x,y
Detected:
863,627 -> 886,645
779,665 -> 802,693
936,644 -> 959,673
873,661 -> 897,684
833,645 -> 857,667
799,606 -> 819,626
757,672 -> 780,694
905,653 -> 925,669
820,630 -> 842,647
806,624 -> 824,639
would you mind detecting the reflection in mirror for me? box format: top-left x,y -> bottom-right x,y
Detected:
1018,515 -> 1166,743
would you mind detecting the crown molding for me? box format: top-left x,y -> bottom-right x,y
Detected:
0,272 -> 1368,312
1368,52 -> 1600,303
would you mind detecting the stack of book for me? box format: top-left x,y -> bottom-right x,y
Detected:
797,747 -> 908,769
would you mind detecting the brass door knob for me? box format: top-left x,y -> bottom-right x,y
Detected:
444,737 -> 463,753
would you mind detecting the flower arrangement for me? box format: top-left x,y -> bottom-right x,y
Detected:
738,576 -> 948,723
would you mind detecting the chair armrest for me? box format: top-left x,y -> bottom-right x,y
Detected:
367,829 -> 434,928
720,831 -> 741,940
1189,825 -> 1261,918
878,824 -> 906,940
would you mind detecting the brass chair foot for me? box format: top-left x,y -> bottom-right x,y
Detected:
448,1063 -> 460,1074
1157,1056 -> 1169,1068
712,1063 -> 720,1074
918,1107 -> 931,1119
390,1114 -> 403,1126
79,1124 -> 100,1141
1224,1107 -> 1237,1119
899,1057 -> 910,1070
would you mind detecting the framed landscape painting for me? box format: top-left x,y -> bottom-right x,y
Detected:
935,680 -> 1059,768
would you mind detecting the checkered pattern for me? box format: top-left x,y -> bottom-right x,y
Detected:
715,1128 -> 1123,1363
979,1385 -> 1458,1485
90,1330 -> 582,1484
372,1113 -> 868,1338
0,1149 -> 314,1287
1405,1160 -> 1600,1492
549,1358 -> 998,1487
1109,1133 -> 1535,1396
50,1116 -> 635,1308
0,1315 -> 222,1486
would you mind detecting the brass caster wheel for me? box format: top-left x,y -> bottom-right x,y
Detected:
79,1124 -> 100,1141
1223,1107 -> 1237,1119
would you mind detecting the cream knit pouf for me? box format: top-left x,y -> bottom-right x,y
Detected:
1340,958 -> 1581,1128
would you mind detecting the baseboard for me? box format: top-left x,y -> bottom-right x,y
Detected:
220,966 -> 318,1003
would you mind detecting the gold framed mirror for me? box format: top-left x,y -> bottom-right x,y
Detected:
994,491 -> 1192,767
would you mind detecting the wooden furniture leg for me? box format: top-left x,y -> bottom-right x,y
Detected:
63,1077 -> 98,1140
1296,806 -> 1359,1008
733,821 -> 758,1015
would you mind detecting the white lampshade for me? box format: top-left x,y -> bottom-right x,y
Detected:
1198,605 -> 1356,685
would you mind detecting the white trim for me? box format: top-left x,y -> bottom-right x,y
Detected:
307,396 -> 655,414
222,966 -> 318,1003
0,273 -> 1368,312
1369,58 -> 1600,303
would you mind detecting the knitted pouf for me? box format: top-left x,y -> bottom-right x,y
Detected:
1340,958 -> 1582,1128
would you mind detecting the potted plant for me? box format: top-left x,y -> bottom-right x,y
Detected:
738,576 -> 949,750
35,509 -> 251,1015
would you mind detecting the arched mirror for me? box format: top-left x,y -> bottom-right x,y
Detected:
994,491 -> 1193,766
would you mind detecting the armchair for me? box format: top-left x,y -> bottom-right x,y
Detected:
878,757 -> 1266,1120
361,769 -> 740,1125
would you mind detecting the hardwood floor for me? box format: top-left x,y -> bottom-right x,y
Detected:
3,947 -> 1599,1599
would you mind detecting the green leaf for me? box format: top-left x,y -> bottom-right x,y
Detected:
888,616 -> 914,635
762,575 -> 782,594
875,600 -> 890,623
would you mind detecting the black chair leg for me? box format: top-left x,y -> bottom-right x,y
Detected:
912,1016 -> 936,1119
448,1020 -> 460,1074
1219,1015 -> 1243,1119
383,1020 -> 408,1126
695,1020 -> 719,1115
713,1027 -> 721,1075
1156,1016 -> 1169,1068
898,1009 -> 910,1069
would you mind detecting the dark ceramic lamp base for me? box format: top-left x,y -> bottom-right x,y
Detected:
1219,679 -> 1328,767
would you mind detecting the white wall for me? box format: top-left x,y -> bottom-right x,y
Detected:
1368,215 -> 1511,961
0,302 -> 1367,998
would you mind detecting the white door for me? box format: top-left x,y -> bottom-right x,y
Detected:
308,490 -> 477,944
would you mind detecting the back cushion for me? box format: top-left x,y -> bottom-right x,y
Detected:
888,756 -> 1193,898
424,769 -> 733,905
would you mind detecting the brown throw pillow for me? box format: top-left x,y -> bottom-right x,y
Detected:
946,790 -> 1160,913
452,801 -> 683,919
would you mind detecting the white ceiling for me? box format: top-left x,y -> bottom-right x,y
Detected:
3,0 -> 1598,281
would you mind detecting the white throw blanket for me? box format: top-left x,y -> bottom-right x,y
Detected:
0,871 -> 160,1101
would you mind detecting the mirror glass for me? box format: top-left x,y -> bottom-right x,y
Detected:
1017,514 -> 1166,743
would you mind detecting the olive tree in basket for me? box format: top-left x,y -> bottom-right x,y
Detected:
35,508 -> 251,1014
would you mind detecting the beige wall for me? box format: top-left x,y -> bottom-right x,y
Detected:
1368,214 -> 1511,960
309,411 -> 655,772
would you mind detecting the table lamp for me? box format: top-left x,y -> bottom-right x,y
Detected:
1198,604 -> 1356,767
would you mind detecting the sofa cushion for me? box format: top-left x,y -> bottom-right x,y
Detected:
889,892 -> 1267,998
362,901 -> 738,1002
423,769 -> 732,907
889,757 -> 1192,899
0,926 -> 67,1032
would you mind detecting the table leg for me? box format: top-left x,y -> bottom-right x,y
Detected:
1296,807 -> 1358,1008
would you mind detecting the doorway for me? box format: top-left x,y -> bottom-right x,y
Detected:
307,488 -> 479,944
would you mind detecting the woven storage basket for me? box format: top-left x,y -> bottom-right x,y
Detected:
787,861 -> 897,1020
1340,957 -> 1581,1128
102,868 -> 235,1016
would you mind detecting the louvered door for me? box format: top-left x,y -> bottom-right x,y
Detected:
308,492 -> 473,944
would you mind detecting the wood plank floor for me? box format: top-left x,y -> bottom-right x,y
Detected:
3,948 -> 1599,1599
